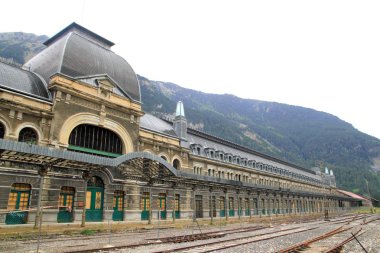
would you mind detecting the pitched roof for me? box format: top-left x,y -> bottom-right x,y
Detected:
337,189 -> 368,200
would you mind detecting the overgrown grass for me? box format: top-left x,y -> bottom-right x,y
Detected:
355,206 -> 379,214
80,229 -> 96,236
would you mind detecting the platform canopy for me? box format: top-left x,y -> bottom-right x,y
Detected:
0,139 -> 358,201
0,139 -> 177,181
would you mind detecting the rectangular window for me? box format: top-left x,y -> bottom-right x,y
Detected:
7,192 -> 17,210
175,194 -> 180,211
86,191 -> 91,209
229,197 -> 234,209
158,193 -> 166,210
140,192 -> 150,210
220,196 -> 225,210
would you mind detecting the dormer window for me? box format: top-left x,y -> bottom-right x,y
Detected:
216,151 -> 225,161
204,148 -> 216,159
225,153 -> 233,163
190,144 -> 202,155
233,156 -> 241,165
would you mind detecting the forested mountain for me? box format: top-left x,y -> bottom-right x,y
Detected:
139,77 -> 380,202
1,32 -> 380,203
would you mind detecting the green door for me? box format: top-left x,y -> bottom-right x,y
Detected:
57,187 -> 75,223
112,191 -> 124,221
86,187 -> 104,221
141,192 -> 150,220
159,193 -> 167,220
220,197 -> 226,217
85,176 -> 104,222
5,184 -> 31,225
174,194 -> 180,219
228,197 -> 234,217
244,198 -> 250,216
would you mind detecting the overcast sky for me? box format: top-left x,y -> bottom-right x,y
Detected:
1,0 -> 380,139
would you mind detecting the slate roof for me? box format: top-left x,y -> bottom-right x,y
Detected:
187,130 -> 319,178
24,23 -> 140,102
140,113 -> 178,137
0,61 -> 50,101
139,113 -> 318,179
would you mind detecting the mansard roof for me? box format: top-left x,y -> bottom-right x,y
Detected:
139,113 -> 317,177
24,23 -> 141,102
140,113 -> 178,138
0,61 -> 51,101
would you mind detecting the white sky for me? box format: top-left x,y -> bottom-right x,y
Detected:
1,0 -> 380,139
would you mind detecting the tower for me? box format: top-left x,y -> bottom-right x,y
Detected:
173,101 -> 187,141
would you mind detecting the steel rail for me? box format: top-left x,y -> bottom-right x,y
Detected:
324,229 -> 365,253
65,226 -> 312,253
145,225 -> 267,243
275,226 -> 352,253
151,227 -> 318,253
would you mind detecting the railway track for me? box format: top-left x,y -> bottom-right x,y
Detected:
145,225 -> 267,243
8,213 -> 376,253
276,226 -> 352,253
150,227 -> 318,253
324,229 -> 365,253
65,226 -> 313,253
276,214 -> 377,253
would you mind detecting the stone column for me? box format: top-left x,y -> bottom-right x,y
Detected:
148,186 -> 152,224
34,166 -> 49,229
192,186 -> 196,222
237,190 -> 241,220
225,189 -> 228,221
248,191 -> 252,219
209,187 -> 213,224
257,193 -> 261,218
81,170 -> 90,227
172,187 -> 176,223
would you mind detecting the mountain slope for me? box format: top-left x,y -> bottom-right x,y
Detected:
1,31 -> 379,202
0,32 -> 48,65
139,76 -> 380,201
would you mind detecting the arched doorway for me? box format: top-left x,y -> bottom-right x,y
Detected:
86,176 -> 104,222
69,124 -> 122,157
5,183 -> 31,224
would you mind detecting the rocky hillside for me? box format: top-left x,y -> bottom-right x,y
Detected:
1,32 -> 380,202
0,32 -> 48,65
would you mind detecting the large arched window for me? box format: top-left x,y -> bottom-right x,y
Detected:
68,124 -> 122,157
18,127 -> 38,144
0,122 -> 5,139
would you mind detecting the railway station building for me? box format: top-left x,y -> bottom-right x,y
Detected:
0,23 -> 361,226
